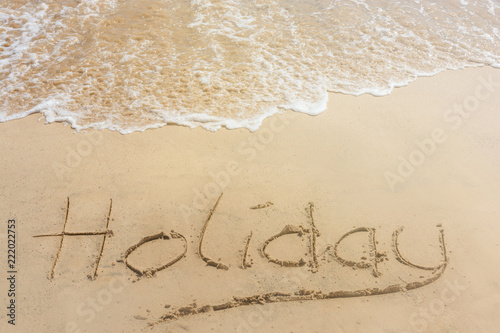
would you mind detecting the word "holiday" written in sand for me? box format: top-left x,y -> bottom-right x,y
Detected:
33,193 -> 448,326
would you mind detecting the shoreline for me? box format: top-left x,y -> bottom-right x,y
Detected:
1,64 -> 498,134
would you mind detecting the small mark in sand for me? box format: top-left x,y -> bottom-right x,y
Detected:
250,202 -> 274,210
241,232 -> 253,269
198,193 -> 228,270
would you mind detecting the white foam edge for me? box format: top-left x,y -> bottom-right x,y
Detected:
0,85 -> 329,133
1,64 -> 498,134
329,63 -> 494,97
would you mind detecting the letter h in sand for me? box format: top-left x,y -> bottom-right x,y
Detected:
33,197 -> 113,280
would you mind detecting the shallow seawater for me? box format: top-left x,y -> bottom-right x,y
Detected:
0,0 -> 499,133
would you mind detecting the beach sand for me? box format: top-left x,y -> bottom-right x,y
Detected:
1,66 -> 500,332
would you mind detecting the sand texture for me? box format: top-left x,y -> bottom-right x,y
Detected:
1,67 -> 500,332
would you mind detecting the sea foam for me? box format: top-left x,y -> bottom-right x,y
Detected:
0,0 -> 499,133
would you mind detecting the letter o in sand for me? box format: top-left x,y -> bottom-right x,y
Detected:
122,232 -> 187,277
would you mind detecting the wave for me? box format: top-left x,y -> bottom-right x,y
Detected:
1,0 -> 499,133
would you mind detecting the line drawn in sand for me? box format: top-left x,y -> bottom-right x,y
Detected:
241,231 -> 253,269
121,231 -> 187,278
332,227 -> 382,277
250,202 -> 274,210
33,197 -> 114,280
198,193 -> 229,270
31,195 -> 449,327
150,197 -> 449,326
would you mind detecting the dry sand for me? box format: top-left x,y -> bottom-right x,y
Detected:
1,66 -> 500,333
